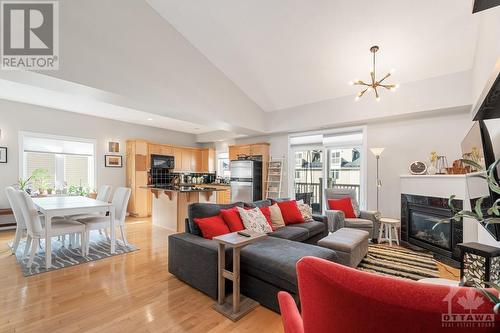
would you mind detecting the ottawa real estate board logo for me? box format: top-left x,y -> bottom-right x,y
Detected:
1,1 -> 59,70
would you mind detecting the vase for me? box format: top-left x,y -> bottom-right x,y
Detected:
427,161 -> 437,175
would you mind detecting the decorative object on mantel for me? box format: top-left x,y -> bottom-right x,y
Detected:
105,155 -> 123,168
108,141 -> 120,153
349,45 -> 398,102
427,151 -> 438,175
435,155 -> 448,174
0,146 -> 7,163
370,147 -> 385,211
408,161 -> 427,175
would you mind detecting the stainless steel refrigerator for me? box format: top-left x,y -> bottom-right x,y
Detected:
230,160 -> 263,202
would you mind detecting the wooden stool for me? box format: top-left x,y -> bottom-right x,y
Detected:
378,217 -> 400,246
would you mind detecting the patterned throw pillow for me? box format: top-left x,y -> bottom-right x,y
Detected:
296,200 -> 314,222
237,207 -> 273,233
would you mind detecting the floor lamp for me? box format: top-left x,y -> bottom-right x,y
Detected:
370,148 -> 385,212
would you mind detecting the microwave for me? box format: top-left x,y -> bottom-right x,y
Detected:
151,154 -> 175,169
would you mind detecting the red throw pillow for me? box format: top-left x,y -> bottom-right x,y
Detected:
277,200 -> 305,225
194,215 -> 230,239
259,206 -> 275,231
220,207 -> 244,232
328,197 -> 356,218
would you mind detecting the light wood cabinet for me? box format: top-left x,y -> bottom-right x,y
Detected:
200,148 -> 215,173
126,140 -> 149,217
128,141 -> 218,216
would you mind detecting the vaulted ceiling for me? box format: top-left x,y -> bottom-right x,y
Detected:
148,0 -> 480,111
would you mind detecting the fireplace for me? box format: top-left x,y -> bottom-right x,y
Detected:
401,194 -> 463,267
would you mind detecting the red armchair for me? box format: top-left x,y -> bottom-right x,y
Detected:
278,256 -> 499,333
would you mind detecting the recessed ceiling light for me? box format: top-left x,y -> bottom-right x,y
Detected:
147,118 -> 153,121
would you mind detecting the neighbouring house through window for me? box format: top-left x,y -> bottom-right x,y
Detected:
289,129 -> 365,213
20,132 -> 96,193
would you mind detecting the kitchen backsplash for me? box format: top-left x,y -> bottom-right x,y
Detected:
150,169 -> 216,185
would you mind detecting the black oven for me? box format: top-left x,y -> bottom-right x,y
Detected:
151,154 -> 174,169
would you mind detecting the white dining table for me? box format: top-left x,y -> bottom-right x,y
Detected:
32,196 -> 115,269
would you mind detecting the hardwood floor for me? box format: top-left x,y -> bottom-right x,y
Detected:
0,218 -> 283,333
0,218 -> 459,332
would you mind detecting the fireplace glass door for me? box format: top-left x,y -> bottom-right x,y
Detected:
409,211 -> 451,250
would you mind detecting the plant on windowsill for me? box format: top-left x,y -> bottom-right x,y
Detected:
31,168 -> 50,195
16,176 -> 32,192
436,158 -> 500,314
68,184 -> 90,197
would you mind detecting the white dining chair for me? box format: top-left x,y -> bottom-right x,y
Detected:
66,185 -> 112,221
64,185 -> 112,243
15,190 -> 87,268
5,186 -> 67,255
77,187 -> 131,256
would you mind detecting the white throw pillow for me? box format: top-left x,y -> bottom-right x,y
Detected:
297,200 -> 313,222
237,207 -> 273,233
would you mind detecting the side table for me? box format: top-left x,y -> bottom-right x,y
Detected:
212,230 -> 267,321
457,242 -> 500,288
378,217 -> 400,246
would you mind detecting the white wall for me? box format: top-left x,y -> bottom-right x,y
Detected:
471,6 -> 500,105
236,111 -> 472,218
0,100 -> 198,210
366,112 -> 471,218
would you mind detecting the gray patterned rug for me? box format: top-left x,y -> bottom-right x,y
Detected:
357,244 -> 440,280
12,232 -> 138,276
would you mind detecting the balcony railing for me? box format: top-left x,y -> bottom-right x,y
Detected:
294,181 -> 360,213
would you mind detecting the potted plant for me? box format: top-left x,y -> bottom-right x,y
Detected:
31,168 -> 50,195
17,176 -> 32,193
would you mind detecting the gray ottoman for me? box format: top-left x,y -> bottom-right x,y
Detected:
318,228 -> 369,268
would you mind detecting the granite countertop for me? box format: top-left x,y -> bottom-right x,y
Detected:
142,185 -> 226,193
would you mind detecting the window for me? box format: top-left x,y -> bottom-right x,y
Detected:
289,129 -> 365,212
21,132 -> 96,192
330,150 -> 341,165
295,152 -> 304,167
217,152 -> 230,178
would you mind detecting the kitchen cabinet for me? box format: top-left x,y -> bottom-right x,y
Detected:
200,148 -> 215,172
126,140 -> 149,217
128,140 -> 218,217
181,149 -> 192,171
192,149 -> 202,172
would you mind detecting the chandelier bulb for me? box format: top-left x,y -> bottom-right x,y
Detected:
390,68 -> 396,74
348,81 -> 354,85
376,97 -> 381,102
354,96 -> 360,102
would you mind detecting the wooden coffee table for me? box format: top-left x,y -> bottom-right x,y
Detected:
212,230 -> 267,321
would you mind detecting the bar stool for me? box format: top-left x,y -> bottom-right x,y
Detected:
378,217 -> 400,246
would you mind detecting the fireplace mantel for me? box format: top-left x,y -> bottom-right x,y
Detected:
400,174 -> 500,248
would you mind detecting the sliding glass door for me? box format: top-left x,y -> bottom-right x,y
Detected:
326,147 -> 361,204
290,129 -> 365,214
293,148 -> 324,213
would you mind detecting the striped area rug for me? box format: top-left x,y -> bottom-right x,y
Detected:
357,244 -> 440,280
12,231 -> 138,276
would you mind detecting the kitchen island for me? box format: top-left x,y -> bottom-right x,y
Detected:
142,185 -> 226,232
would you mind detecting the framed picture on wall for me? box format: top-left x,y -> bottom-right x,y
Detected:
105,155 -> 122,168
0,147 -> 7,163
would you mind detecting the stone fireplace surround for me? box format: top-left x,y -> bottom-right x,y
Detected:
401,193 -> 463,267
399,174 -> 490,268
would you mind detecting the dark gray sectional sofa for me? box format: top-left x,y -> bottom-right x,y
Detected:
168,200 -> 338,312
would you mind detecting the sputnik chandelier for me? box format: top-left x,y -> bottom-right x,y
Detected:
349,45 -> 398,102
